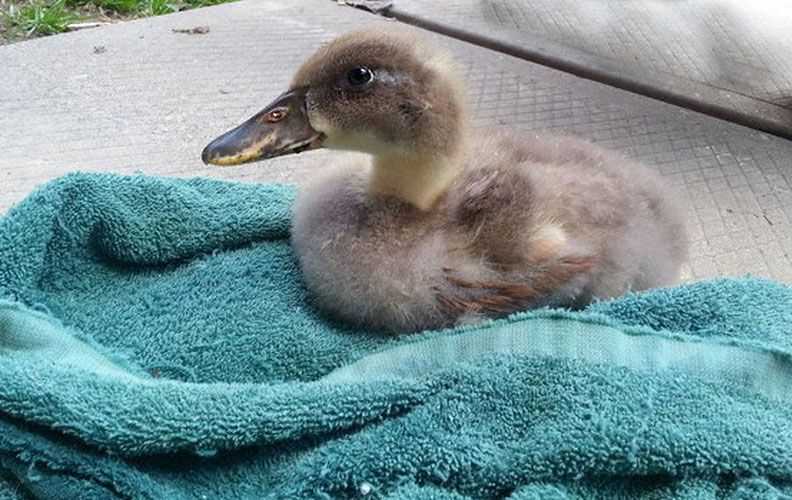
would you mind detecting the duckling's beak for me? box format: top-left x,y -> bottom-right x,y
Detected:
201,88 -> 324,166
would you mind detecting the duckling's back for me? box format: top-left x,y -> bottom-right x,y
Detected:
453,131 -> 688,303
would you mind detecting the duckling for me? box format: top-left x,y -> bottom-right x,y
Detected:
202,28 -> 688,333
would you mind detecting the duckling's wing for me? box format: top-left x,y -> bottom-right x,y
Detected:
435,255 -> 596,317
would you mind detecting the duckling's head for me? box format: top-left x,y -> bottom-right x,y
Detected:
202,28 -> 467,208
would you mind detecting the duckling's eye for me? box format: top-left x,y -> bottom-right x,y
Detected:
265,108 -> 288,123
347,66 -> 373,87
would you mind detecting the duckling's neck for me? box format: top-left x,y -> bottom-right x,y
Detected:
370,152 -> 464,211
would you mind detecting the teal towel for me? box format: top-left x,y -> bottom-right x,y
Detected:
1,173 -> 792,499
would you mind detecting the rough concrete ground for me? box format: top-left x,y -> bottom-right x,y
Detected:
392,0 -> 792,114
3,0 -> 792,284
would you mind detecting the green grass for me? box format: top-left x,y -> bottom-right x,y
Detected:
4,0 -> 80,36
0,0 -> 235,42
74,0 -> 139,14
139,0 -> 176,16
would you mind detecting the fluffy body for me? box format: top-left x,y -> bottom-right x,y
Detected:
292,131 -> 688,333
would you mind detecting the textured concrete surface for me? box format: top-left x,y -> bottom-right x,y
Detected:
393,0 -> 792,106
3,0 -> 792,284
390,0 -> 792,138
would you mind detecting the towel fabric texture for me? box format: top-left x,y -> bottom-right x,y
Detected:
1,173 -> 791,499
